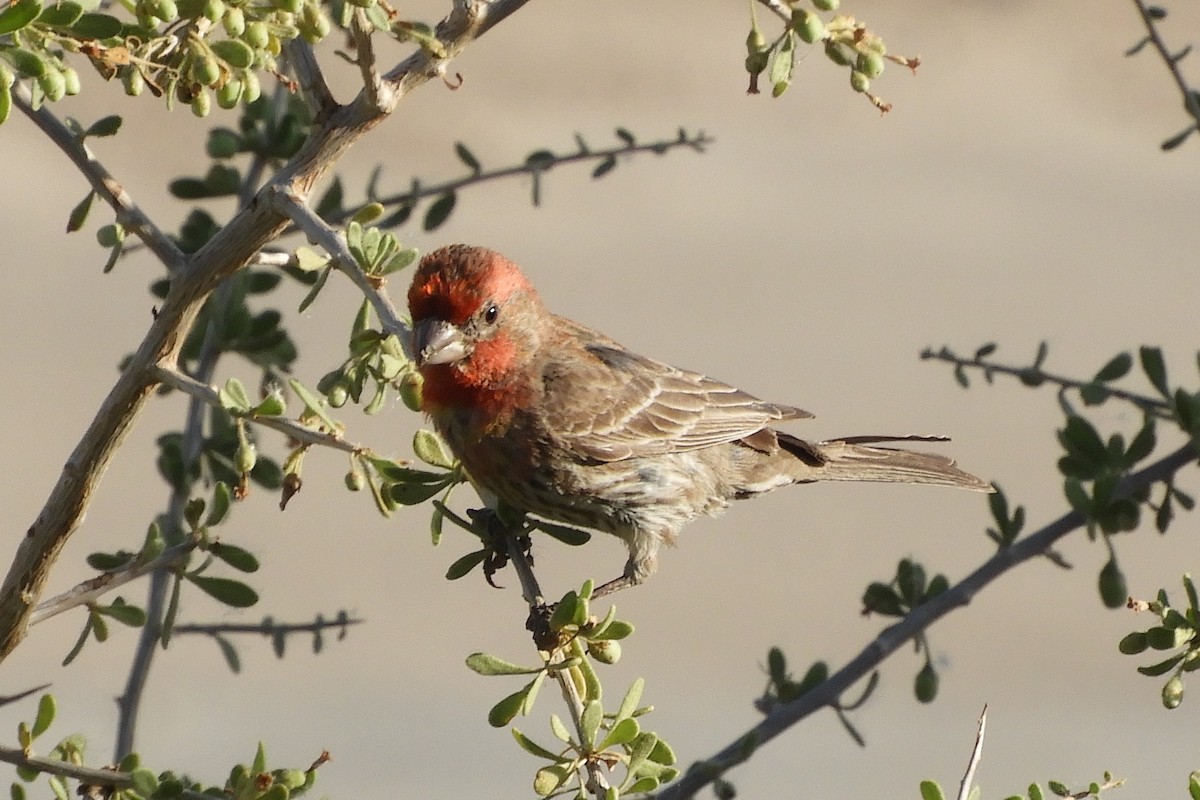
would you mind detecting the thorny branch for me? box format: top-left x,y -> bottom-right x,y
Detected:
1129,0 -> 1200,138
655,443 -> 1197,800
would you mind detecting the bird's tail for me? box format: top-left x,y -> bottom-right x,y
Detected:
778,433 -> 994,492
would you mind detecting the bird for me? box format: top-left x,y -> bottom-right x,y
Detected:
407,244 -> 992,598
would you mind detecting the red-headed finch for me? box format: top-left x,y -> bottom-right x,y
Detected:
408,245 -> 991,596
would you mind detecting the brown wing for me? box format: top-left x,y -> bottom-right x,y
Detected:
539,317 -> 812,462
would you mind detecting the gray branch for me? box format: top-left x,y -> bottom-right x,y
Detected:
655,443 -> 1197,799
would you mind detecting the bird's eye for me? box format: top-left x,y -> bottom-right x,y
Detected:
483,304 -> 499,324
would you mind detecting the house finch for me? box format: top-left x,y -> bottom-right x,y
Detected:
409,245 -> 992,597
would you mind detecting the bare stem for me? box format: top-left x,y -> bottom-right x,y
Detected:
151,364 -> 367,454
655,443 -> 1197,800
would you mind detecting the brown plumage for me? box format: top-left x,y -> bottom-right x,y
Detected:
408,245 -> 992,596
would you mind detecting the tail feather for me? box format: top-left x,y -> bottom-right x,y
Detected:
778,433 -> 993,492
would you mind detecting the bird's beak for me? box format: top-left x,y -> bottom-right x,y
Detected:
413,319 -> 468,366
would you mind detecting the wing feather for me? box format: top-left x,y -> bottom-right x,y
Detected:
540,318 -> 812,463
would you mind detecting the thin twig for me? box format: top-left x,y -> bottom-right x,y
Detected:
956,705 -> 987,800
151,364 -> 365,454
356,132 -> 713,226
29,540 -> 197,627
655,443 -> 1197,800
920,346 -> 1172,418
1130,0 -> 1200,130
754,0 -> 792,24
172,615 -> 363,637
0,746 -> 212,800
270,187 -> 413,358
350,9 -> 390,111
10,84 -> 185,272
501,534 -> 608,799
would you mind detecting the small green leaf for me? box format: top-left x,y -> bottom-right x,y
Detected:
31,694 -> 55,738
38,0 -> 83,26
465,652 -> 543,676
389,480 -> 448,505
615,677 -> 644,723
186,574 -> 259,608
218,378 -> 252,412
592,155 -> 616,179
1137,653 -> 1185,676
422,191 -> 456,232
919,780 -> 947,800
579,699 -> 602,749
1118,631 -> 1148,655
511,728 -> 564,761
1093,352 -> 1132,383
533,764 -> 574,797
445,549 -> 486,580
454,141 -> 481,173
599,717 -> 639,749
209,542 -> 259,573
288,378 -> 339,430
66,191 -> 95,233
84,115 -> 122,138
47,777 -> 66,800
1140,346 -> 1169,398
487,685 -> 530,727
1099,558 -> 1127,609
0,0 -> 43,35
413,429 -> 454,468
588,619 -> 633,641
95,599 -> 146,627
206,482 -> 233,526
68,10 -> 120,36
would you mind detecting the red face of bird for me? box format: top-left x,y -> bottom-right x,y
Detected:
407,245 -> 544,390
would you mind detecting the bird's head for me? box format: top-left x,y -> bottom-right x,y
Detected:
408,245 -> 546,403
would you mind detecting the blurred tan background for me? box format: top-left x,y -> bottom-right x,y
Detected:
3,0 -> 1200,796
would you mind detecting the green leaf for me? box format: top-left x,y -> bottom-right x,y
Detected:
588,619 -> 633,641
187,574 -> 259,607
615,677 -> 644,723
454,141 -> 481,173
1136,653 -> 1184,676
0,81 -> 9,126
914,661 -> 938,703
84,115 -> 122,138
413,429 -> 454,468
369,459 -> 447,484
1118,631 -> 1148,655
615,127 -> 635,146
1125,420 -> 1156,465
38,1 -> 84,26
31,694 -> 55,738
445,549 -> 486,580
769,30 -> 795,96
96,599 -> 146,627
288,378 -> 339,430
47,777 -> 66,800
580,699 -> 602,749
0,0 -> 43,35
1093,352 -> 1132,383
1098,558 -> 1127,609
422,191 -> 456,231
206,482 -> 233,526
66,191 -> 95,232
69,10 -> 121,36
533,764 -> 574,797
297,264 -> 332,313
592,155 -> 616,179
465,652 -> 543,676
511,728 -> 564,761
218,377 -> 252,412
599,716 -> 639,749
919,780 -> 947,800
1140,346 -> 1169,397
389,479 -> 448,505
209,542 -> 259,573
487,685 -> 530,727
214,634 -> 240,673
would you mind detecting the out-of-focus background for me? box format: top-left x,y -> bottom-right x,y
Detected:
3,0 -> 1200,796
